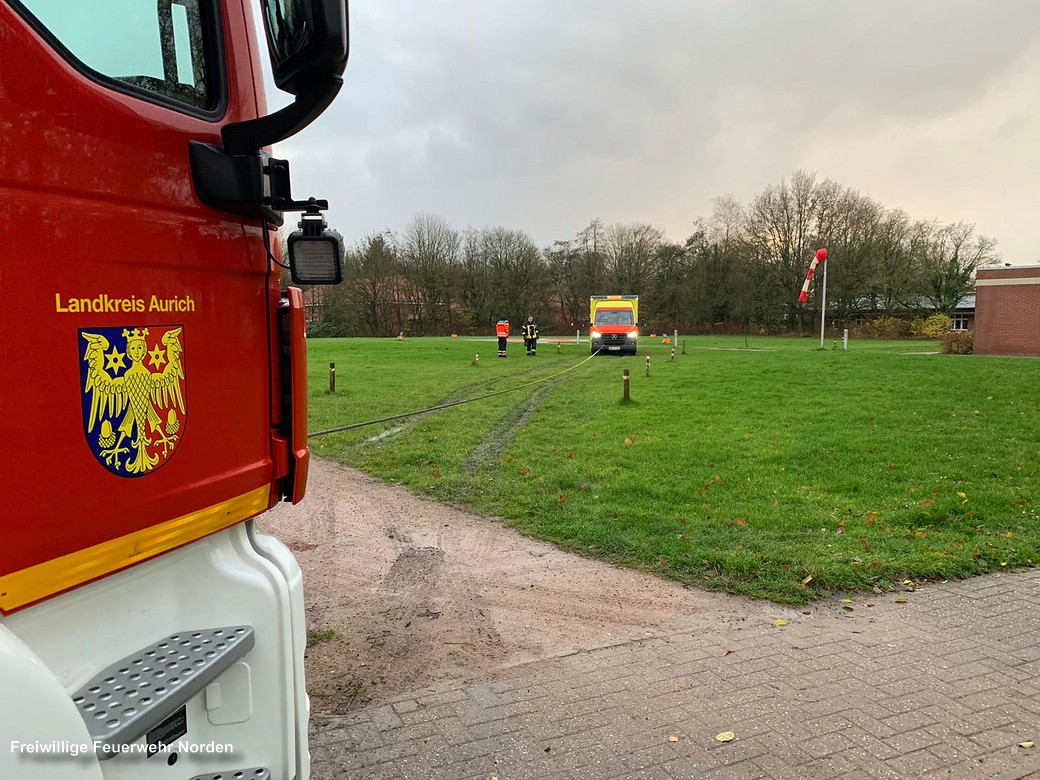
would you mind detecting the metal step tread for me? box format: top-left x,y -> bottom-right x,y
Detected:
71,626 -> 255,754
189,769 -> 270,780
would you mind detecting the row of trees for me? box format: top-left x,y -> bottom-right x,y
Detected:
306,171 -> 1000,337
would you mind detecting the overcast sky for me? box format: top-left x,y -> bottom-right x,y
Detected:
271,1 -> 1040,264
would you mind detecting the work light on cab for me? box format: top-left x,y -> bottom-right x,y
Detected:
288,202 -> 344,284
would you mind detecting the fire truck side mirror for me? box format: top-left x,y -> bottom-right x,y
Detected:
221,0 -> 349,155
261,0 -> 349,97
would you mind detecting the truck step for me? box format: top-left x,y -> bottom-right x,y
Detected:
71,626 -> 255,758
189,769 -> 270,780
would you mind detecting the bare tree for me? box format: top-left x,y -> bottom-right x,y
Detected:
460,226 -> 548,328
545,218 -> 610,329
603,222 -> 662,294
401,213 -> 461,334
918,222 -> 1000,313
328,231 -> 408,336
746,170 -> 826,329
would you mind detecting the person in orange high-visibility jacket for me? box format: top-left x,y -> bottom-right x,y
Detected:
496,316 -> 509,357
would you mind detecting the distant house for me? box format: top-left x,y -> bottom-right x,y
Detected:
844,295 -> 975,333
973,265 -> 1040,356
951,295 -> 975,332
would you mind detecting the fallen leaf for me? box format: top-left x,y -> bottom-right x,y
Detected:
903,579 -> 914,586
668,735 -> 680,743
715,731 -> 735,743
565,451 -> 573,458
773,619 -> 788,627
840,598 -> 854,603
895,598 -> 908,604
866,512 -> 878,524
556,494 -> 567,504
842,606 -> 854,612
873,585 -> 883,594
518,467 -> 530,475
920,499 -> 935,508
801,575 -> 813,587
1020,741 -> 1035,749
733,516 -> 748,526
671,684 -> 683,693
624,438 -> 633,445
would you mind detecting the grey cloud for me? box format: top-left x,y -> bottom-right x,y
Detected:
276,1 -> 1040,260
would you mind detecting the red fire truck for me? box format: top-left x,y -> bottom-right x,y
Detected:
0,1 -> 347,777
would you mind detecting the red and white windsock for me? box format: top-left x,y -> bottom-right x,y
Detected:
798,248 -> 828,303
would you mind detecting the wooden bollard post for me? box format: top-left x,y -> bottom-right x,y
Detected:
682,339 -> 687,355
329,362 -> 336,392
622,368 -> 630,400
645,355 -> 651,376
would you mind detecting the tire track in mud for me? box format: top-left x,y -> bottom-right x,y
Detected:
263,457 -> 779,716
357,370 -> 548,446
463,377 -> 566,475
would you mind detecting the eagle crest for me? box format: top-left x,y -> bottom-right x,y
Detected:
79,326 -> 186,476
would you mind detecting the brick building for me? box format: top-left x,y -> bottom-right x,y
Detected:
973,265 -> 1040,355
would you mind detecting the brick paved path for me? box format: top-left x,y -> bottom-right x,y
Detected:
310,570 -> 1040,779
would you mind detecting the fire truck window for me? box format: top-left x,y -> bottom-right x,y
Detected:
15,0 -> 216,111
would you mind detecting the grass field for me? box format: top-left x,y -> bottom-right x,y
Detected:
306,335 -> 1039,603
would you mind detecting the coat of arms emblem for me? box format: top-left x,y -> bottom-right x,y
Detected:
79,326 -> 186,476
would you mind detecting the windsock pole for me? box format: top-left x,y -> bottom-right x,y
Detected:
819,252 -> 828,349
799,248 -> 828,347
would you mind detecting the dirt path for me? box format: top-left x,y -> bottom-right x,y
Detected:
262,458 -> 782,716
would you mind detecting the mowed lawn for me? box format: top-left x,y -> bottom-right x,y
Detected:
306,335 -> 1039,603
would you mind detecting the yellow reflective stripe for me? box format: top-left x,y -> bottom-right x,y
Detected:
0,485 -> 271,612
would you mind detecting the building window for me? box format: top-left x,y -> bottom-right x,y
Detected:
952,315 -> 970,331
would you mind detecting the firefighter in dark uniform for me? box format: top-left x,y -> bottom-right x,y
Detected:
496,315 -> 509,357
522,316 -> 539,356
